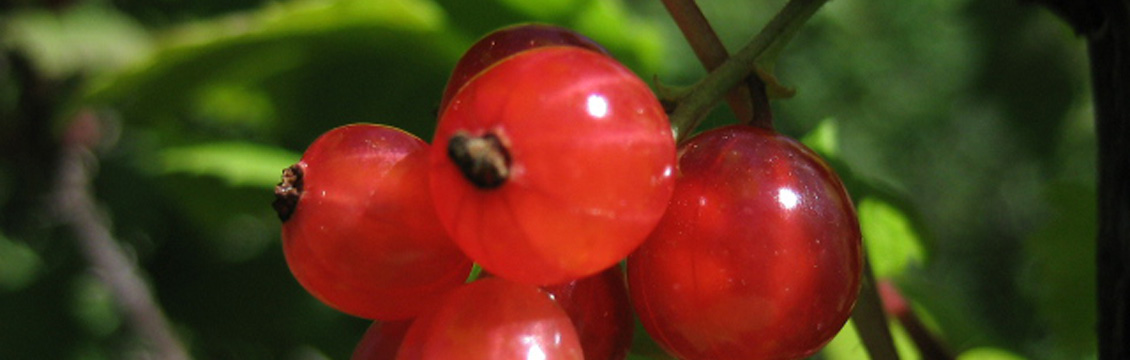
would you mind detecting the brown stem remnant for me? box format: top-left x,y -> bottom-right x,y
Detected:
447,131 -> 511,189
273,164 -> 304,222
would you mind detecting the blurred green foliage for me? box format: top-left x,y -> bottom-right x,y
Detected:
0,0 -> 1096,358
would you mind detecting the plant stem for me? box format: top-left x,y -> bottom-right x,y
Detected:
55,114 -> 191,360
660,0 -> 757,124
668,0 -> 827,142
1025,1 -> 1130,358
851,256 -> 901,360
1086,3 -> 1130,358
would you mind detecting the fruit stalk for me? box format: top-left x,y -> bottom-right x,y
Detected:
851,257 -> 901,360
668,0 -> 826,142
660,0 -> 767,127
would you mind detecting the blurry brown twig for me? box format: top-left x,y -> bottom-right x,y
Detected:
53,111 -> 191,360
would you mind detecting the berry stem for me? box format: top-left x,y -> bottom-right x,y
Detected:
850,256 -> 902,360
660,0 -> 759,124
668,0 -> 826,143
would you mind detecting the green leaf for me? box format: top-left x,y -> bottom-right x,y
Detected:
158,142 -> 299,188
571,0 -> 664,74
858,197 -> 926,278
956,347 -> 1027,360
0,233 -> 43,292
84,0 -> 460,142
497,0 -> 582,20
821,319 -> 922,360
800,117 -> 839,158
3,3 -> 153,77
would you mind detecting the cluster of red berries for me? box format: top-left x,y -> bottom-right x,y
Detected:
273,23 -> 862,360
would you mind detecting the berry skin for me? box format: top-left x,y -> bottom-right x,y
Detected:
396,277 -> 583,360
430,46 -> 677,286
543,265 -> 635,360
351,320 -> 413,360
276,124 -> 472,320
628,125 -> 862,359
439,23 -> 608,115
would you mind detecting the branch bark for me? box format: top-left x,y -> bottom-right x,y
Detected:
54,114 -> 191,360
1089,3 -> 1130,359
1025,1 -> 1130,359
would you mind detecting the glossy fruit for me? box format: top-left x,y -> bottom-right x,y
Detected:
275,124 -> 472,320
543,265 -> 635,360
628,125 -> 862,359
351,320 -> 413,360
430,46 -> 677,286
438,23 -> 608,115
396,277 -> 583,360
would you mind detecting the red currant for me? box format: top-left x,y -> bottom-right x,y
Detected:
439,23 -> 608,115
543,265 -> 635,360
628,125 -> 862,359
351,320 -> 413,360
430,46 -> 677,286
275,124 -> 472,320
396,277 -> 583,360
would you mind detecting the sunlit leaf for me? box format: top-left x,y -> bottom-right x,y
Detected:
821,319 -> 921,360
956,347 -> 1027,360
800,117 -> 839,158
3,3 -> 153,77
498,0 -> 582,20
160,0 -> 446,48
858,197 -> 926,278
192,83 -> 277,131
83,0 -> 459,141
158,142 -> 299,188
571,0 -> 664,74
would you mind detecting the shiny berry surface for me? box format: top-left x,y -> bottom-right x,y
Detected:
396,277 -> 583,360
439,23 -> 608,114
543,265 -> 634,360
351,320 -> 413,360
628,125 -> 862,359
430,46 -> 677,286
278,124 -> 472,320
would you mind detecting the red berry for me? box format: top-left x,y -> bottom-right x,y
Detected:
351,320 -> 413,360
396,277 -> 583,360
439,23 -> 608,115
628,125 -> 862,359
543,265 -> 635,360
275,124 -> 472,320
430,46 -> 677,286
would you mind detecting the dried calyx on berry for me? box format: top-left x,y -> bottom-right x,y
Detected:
447,131 -> 511,189
272,164 -> 303,221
